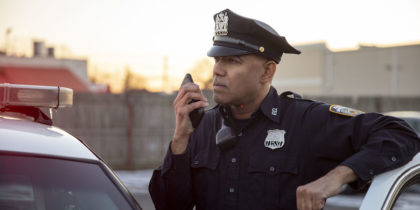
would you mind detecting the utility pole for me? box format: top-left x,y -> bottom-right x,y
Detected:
125,91 -> 135,169
5,27 -> 12,55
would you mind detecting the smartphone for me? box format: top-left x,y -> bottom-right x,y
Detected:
181,73 -> 205,128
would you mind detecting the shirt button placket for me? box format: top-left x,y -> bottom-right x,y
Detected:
224,151 -> 240,209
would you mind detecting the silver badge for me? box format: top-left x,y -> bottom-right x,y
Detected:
264,129 -> 286,150
215,12 -> 229,36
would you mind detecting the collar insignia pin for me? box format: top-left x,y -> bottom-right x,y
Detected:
271,108 -> 277,116
264,129 -> 286,150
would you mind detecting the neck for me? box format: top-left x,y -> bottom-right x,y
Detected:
230,86 -> 270,119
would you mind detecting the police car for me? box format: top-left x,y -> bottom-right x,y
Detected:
0,84 -> 142,210
384,111 -> 420,135
326,111 -> 420,210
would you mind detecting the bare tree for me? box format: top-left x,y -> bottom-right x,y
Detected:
123,66 -> 147,92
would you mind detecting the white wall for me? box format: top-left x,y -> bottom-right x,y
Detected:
272,42 -> 420,97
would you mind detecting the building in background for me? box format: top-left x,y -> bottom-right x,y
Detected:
0,40 -> 92,92
274,42 -> 420,97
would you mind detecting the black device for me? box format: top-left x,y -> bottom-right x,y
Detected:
181,73 -> 205,128
215,119 -> 238,151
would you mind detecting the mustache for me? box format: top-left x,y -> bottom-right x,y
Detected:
213,78 -> 226,86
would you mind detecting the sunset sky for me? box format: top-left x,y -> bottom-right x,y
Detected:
1,0 -> 419,91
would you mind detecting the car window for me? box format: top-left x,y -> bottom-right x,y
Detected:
392,180 -> 420,210
0,154 -> 132,210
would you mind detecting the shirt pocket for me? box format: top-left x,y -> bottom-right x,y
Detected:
190,152 -> 220,207
190,151 -> 220,170
190,152 -> 220,184
247,154 -> 299,209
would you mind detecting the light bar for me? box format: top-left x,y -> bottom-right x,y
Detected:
0,83 -> 73,108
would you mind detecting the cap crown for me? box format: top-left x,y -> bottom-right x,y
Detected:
208,9 -> 300,63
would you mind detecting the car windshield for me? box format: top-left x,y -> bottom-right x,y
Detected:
402,118 -> 420,135
0,154 -> 132,210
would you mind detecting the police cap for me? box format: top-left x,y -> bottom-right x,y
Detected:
207,9 -> 300,63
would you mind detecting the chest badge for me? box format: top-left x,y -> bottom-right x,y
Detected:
264,129 -> 286,150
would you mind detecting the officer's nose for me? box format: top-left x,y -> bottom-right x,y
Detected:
213,58 -> 226,77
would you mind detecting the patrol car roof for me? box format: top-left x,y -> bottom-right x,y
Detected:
0,114 -> 98,160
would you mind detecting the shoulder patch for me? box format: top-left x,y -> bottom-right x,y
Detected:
329,105 -> 364,117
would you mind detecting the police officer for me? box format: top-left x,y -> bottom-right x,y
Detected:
149,9 -> 420,210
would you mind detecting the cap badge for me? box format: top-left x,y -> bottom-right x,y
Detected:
259,46 -> 265,53
264,129 -> 286,150
215,12 -> 229,36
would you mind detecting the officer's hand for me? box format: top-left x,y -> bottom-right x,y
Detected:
296,165 -> 357,210
171,83 -> 208,154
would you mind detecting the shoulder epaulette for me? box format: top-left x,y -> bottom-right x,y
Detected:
280,91 -> 302,99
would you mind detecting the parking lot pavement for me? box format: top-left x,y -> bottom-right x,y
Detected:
116,170 -> 153,194
133,193 -> 155,210
116,170 -> 155,210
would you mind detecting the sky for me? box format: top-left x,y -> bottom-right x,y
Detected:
0,0 -> 420,91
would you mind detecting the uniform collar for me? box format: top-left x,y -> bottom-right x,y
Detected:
217,86 -> 281,123
259,86 -> 281,123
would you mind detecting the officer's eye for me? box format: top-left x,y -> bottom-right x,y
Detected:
214,57 -> 221,63
227,57 -> 240,63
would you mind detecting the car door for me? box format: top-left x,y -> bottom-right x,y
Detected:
360,152 -> 420,210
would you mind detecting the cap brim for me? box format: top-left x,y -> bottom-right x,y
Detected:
207,45 -> 250,57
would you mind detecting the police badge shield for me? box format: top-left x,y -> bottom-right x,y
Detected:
215,11 -> 228,36
264,129 -> 286,150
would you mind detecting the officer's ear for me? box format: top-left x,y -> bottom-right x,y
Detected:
261,60 -> 276,83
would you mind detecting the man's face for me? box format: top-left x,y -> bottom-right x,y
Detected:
212,54 -> 267,106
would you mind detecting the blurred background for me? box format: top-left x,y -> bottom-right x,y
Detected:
1,0 -> 420,209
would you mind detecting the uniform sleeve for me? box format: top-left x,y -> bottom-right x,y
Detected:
148,141 -> 195,210
302,102 -> 420,188
340,113 -> 420,183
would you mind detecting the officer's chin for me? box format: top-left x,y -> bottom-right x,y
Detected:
213,94 -> 228,105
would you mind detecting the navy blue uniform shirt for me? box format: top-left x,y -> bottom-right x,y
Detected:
149,87 -> 420,210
